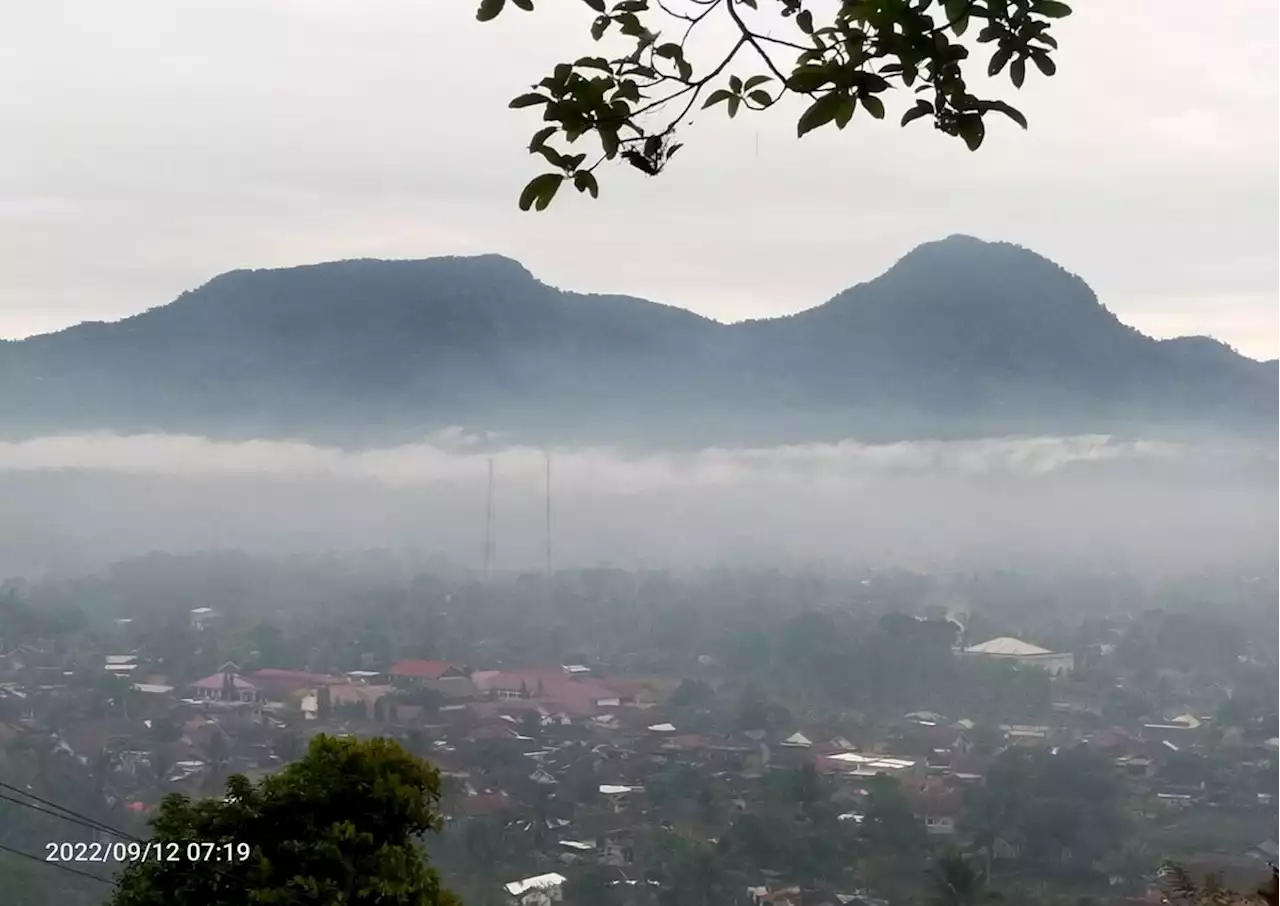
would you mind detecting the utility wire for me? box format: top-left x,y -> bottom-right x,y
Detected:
0,780 -> 139,840
0,791 -> 138,841
0,778 -> 261,898
0,840 -> 113,885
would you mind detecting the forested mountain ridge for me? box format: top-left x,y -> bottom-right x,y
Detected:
1,235 -> 1273,446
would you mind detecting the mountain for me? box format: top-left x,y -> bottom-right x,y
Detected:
1,236 -> 1274,447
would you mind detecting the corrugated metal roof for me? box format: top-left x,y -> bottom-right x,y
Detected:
503,873 -> 567,896
964,637 -> 1053,656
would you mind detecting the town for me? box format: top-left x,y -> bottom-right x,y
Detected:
1,554 -> 1276,905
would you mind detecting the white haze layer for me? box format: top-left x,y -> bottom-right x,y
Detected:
2,432 -> 1274,579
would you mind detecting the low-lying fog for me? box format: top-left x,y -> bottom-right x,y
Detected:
2,432 -> 1275,579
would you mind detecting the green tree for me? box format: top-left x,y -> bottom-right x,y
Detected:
650,829 -> 732,906
479,0 -> 1072,209
107,735 -> 460,906
860,775 -> 928,900
928,850 -> 1002,906
565,864 -> 616,904
962,745 -> 1129,876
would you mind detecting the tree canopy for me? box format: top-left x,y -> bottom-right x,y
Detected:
479,0 -> 1072,209
107,735 -> 459,906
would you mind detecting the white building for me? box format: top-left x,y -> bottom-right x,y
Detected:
503,872 -> 566,906
962,637 -> 1073,676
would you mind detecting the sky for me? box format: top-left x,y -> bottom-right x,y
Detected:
1,0 -> 1277,358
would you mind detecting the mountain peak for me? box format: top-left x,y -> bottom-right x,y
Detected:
209,253 -> 534,287
1,241 -> 1272,445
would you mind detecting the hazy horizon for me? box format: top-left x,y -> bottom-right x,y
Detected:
3,431 -> 1274,581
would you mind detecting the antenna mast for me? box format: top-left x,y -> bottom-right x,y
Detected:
483,457 -> 495,580
544,451 -> 552,581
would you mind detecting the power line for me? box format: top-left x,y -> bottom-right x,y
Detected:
0,840 -> 113,885
0,791 -> 137,841
0,780 -> 138,840
0,781 -> 254,894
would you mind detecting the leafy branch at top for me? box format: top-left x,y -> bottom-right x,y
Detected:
479,0 -> 1072,210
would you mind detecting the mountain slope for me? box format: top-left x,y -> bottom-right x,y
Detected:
1,236 -> 1273,446
726,235 -> 1273,435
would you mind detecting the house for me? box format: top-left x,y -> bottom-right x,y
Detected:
388,660 -> 469,683
188,664 -> 258,703
598,784 -> 643,813
472,669 -> 630,718
189,607 -> 217,630
962,637 -> 1074,676
1141,714 -> 1206,745
328,683 -> 396,719
905,778 -> 963,836
503,872 -> 566,905
104,655 -> 139,676
246,669 -> 345,702
820,752 -> 920,781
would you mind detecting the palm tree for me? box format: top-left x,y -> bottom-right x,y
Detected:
928,850 -> 1002,906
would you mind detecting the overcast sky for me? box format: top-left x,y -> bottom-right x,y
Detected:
2,1 -> 1276,358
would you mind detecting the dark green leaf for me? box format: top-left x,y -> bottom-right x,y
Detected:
536,145 -> 568,169
796,9 -> 814,33
615,12 -> 642,35
1010,57 -> 1026,88
788,65 -> 831,93
743,75 -> 772,91
590,15 -> 610,40
476,0 -> 505,21
676,59 -> 692,81
986,100 -> 1028,128
956,114 -> 986,151
519,173 -> 562,212
944,0 -> 971,36
796,92 -> 845,137
666,142 -> 683,160
509,93 -> 548,109
574,56 -> 612,72
726,95 -> 742,118
833,95 -> 856,128
519,171 -> 555,211
654,43 -> 682,59
511,0 -> 533,10
900,99 -> 933,126
576,171 -> 599,198
534,174 -> 563,210
987,47 -> 1012,77
748,90 -> 772,107
860,94 -> 885,119
1034,0 -> 1072,18
1030,51 -> 1057,76
729,75 -> 743,94
701,89 -> 735,109
599,127 -> 620,158
582,0 -> 605,10
528,126 -> 557,151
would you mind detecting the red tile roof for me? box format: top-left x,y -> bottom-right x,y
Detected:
389,659 -> 463,680
473,669 -> 629,718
